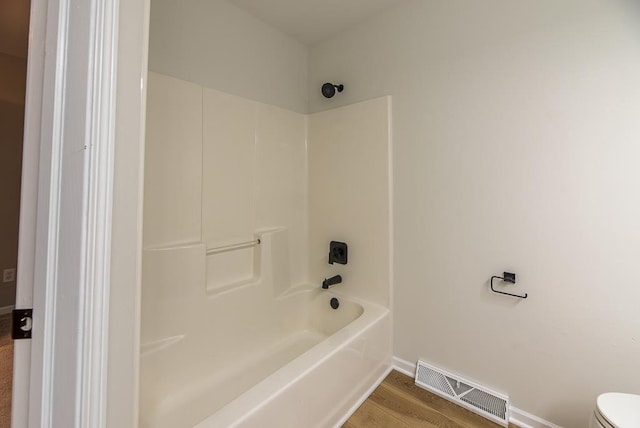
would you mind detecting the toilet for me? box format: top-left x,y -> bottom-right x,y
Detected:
590,393 -> 640,427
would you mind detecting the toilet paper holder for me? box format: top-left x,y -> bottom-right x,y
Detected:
490,272 -> 528,299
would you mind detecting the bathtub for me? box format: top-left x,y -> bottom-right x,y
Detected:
139,286 -> 391,428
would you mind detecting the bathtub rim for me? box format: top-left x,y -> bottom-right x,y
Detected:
193,292 -> 389,427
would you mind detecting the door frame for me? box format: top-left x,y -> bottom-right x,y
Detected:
12,0 -> 47,422
13,0 -> 149,426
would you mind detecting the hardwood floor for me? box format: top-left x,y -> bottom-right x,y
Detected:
344,370 -> 518,428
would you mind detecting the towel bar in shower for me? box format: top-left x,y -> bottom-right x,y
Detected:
206,238 -> 260,255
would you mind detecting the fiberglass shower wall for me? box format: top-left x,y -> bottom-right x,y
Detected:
141,72 -> 308,347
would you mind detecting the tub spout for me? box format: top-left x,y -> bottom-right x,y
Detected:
322,275 -> 342,289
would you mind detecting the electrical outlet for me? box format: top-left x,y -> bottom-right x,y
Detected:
2,268 -> 16,283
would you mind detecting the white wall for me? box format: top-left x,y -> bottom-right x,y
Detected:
148,0 -> 308,113
309,1 -> 640,426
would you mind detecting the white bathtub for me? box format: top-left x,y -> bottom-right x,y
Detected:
139,286 -> 391,428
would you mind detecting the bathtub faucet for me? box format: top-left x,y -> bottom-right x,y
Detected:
322,275 -> 342,289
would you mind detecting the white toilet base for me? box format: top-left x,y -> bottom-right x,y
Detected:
590,412 -> 604,428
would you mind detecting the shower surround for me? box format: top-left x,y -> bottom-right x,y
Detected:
141,72 -> 392,427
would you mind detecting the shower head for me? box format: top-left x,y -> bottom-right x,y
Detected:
321,82 -> 344,99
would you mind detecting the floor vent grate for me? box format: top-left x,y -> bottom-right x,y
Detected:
415,360 -> 509,427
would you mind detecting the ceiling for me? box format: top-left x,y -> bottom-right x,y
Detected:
0,0 -> 30,58
229,0 -> 407,45
0,0 -> 405,56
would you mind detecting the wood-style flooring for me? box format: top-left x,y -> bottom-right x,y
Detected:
344,370 -> 518,428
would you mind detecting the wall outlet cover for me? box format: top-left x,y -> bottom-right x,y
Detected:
3,268 -> 16,283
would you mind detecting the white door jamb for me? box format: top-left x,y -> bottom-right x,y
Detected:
13,0 -> 126,426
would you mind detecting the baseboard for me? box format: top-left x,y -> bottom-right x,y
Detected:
333,363 -> 393,427
0,305 -> 14,316
391,356 -> 561,428
509,406 -> 562,428
392,356 -> 416,378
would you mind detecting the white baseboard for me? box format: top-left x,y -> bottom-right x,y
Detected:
391,356 -> 561,428
333,363 -> 394,428
392,356 -> 416,378
0,305 -> 14,316
510,406 -> 562,428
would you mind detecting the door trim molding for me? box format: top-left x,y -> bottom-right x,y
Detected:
14,0 -> 124,425
78,0 -> 120,426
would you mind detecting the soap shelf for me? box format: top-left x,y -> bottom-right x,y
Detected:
490,272 -> 528,299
